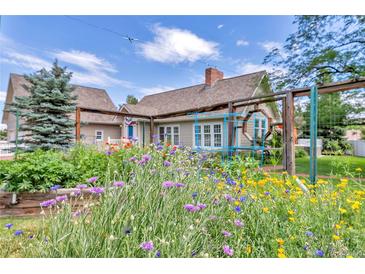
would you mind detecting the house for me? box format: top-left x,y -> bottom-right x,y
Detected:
2,73 -> 122,144
120,68 -> 280,150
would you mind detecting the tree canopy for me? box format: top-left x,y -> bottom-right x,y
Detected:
126,95 -> 138,105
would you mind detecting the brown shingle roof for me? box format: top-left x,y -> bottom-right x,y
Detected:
5,73 -> 121,125
126,71 -> 267,117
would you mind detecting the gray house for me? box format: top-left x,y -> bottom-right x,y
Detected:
2,73 -> 122,144
121,68 -> 279,149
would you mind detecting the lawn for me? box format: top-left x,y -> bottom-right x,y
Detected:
296,155 -> 365,178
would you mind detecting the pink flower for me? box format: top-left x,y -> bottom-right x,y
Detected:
234,219 -> 244,227
223,245 -> 234,256
55,195 -> 68,203
162,181 -> 174,188
113,181 -> 125,187
222,230 -> 232,237
140,241 -> 154,251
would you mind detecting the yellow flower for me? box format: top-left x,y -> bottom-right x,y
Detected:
288,217 -> 296,222
351,201 -> 361,210
276,238 -> 285,245
282,171 -> 288,175
234,200 -> 240,206
288,210 -> 295,215
335,224 -> 341,230
310,197 -> 318,204
263,207 -> 269,213
292,175 -> 298,180
277,247 -> 285,253
246,245 -> 252,254
346,255 -> 354,258
278,253 -> 287,258
355,168 -> 362,172
339,207 -> 347,214
332,235 -> 341,241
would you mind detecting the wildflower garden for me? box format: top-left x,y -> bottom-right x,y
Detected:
1,143 -> 364,258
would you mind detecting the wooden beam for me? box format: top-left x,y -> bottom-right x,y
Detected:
284,92 -> 295,175
78,107 -> 151,119
150,117 -> 155,144
75,107 -> 81,142
281,98 -> 287,170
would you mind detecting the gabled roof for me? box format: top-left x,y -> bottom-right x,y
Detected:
122,71 -> 267,117
2,73 -> 121,125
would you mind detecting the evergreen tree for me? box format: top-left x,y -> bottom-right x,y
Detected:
11,61 -> 77,150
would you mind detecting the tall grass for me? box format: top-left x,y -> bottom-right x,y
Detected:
3,144 -> 365,258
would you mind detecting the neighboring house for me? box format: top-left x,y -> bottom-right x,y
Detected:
120,68 -> 280,150
2,73 -> 122,144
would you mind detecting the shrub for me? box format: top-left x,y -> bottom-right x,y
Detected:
295,148 -> 308,158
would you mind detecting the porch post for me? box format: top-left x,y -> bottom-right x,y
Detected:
228,102 -> 236,157
284,92 -> 295,175
150,117 -> 155,144
75,107 -> 81,142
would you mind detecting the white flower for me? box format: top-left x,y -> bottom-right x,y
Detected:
130,215 -> 135,221
189,225 -> 194,230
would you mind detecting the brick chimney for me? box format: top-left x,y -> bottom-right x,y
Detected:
205,67 -> 224,86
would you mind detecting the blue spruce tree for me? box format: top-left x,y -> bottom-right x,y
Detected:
11,61 -> 77,150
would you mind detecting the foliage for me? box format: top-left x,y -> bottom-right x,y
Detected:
0,129 -> 6,141
10,61 -> 77,150
126,95 -> 138,105
264,16 -> 365,91
295,148 -> 308,158
2,145 -> 364,258
265,131 -> 283,166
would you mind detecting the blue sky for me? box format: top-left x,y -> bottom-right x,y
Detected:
0,16 -> 296,123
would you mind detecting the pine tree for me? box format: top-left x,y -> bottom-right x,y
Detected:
11,61 -> 77,150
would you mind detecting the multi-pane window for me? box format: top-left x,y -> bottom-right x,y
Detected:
194,123 -> 223,148
95,130 -> 103,142
159,125 -> 180,145
254,118 -> 267,139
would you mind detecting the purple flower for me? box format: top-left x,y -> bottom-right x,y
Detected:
90,187 -> 104,195
162,181 -> 174,188
240,196 -> 248,202
305,231 -> 314,237
184,204 -> 198,212
156,145 -> 163,151
155,250 -> 161,258
315,249 -> 324,257
50,185 -> 61,191
72,189 -> 81,196
234,206 -> 241,212
14,230 -> 23,236
142,154 -> 152,162
28,235 -> 34,239
163,160 -> 171,167
223,245 -> 234,257
285,189 -> 290,194
197,203 -> 207,210
55,195 -> 68,203
224,194 -> 233,202
303,245 -> 309,251
5,223 -> 13,229
72,211 -> 81,217
113,181 -> 125,187
40,199 -> 57,208
264,191 -> 270,196
77,184 -> 88,189
169,149 -> 176,155
175,183 -> 185,188
87,177 -> 99,183
222,230 -> 232,237
140,241 -> 154,251
129,156 -> 137,162
234,219 -> 244,227
105,151 -> 112,156
192,192 -> 198,199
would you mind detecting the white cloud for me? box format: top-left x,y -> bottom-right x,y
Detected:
0,91 -> 6,102
235,62 -> 275,75
217,24 -> 224,29
1,51 -> 52,71
236,39 -> 249,47
138,85 -> 175,96
139,24 -> 219,64
259,41 -> 283,52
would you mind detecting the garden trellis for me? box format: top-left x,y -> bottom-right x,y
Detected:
75,77 -> 365,184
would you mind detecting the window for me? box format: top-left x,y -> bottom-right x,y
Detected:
193,123 -> 223,148
158,125 -> 180,145
95,130 -> 103,142
253,118 -> 267,140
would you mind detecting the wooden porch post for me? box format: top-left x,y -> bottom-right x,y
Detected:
75,107 -> 81,142
150,117 -> 155,144
228,102 -> 236,157
281,98 -> 287,170
284,92 -> 295,175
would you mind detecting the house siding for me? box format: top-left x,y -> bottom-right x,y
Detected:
78,124 -> 122,144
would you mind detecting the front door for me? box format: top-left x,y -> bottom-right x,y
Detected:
128,125 -> 134,139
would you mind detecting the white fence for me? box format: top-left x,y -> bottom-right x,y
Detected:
349,140 -> 365,157
0,142 -> 15,156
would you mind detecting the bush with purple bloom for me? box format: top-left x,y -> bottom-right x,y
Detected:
87,176 -> 99,183
90,187 -> 104,195
40,199 -> 57,208
140,241 -> 154,251
223,245 -> 234,257
113,181 -> 125,187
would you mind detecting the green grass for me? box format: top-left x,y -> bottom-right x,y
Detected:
296,155 -> 365,177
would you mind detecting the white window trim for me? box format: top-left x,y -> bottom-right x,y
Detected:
192,122 -> 223,149
95,130 -> 104,142
158,124 -> 180,145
